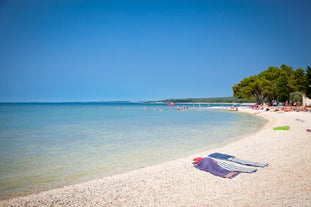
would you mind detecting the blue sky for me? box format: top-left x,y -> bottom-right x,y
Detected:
0,0 -> 310,102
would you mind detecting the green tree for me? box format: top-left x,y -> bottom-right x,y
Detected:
280,64 -> 294,77
289,68 -> 307,93
290,92 -> 303,103
306,66 -> 311,98
233,76 -> 264,104
258,66 -> 281,104
233,65 -> 309,104
276,72 -> 289,102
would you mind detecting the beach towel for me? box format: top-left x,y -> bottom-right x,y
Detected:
217,161 -> 257,173
195,157 -> 240,179
273,125 -> 290,130
208,152 -> 268,167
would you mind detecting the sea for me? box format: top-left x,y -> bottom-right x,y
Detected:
0,102 -> 266,199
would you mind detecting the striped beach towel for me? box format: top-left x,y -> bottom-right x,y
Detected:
209,152 -> 268,167
216,161 -> 257,173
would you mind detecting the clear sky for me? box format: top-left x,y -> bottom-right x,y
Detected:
0,0 -> 310,102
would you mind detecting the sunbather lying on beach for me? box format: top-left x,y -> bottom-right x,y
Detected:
192,157 -> 240,179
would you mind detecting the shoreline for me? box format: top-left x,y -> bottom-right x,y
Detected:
1,108 -> 311,206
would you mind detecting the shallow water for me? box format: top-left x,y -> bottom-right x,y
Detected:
0,103 -> 266,198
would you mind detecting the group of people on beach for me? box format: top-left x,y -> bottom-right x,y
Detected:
251,101 -> 311,113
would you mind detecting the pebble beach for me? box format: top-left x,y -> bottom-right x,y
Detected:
1,108 -> 311,207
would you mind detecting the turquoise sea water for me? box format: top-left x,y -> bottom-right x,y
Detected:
0,102 -> 266,199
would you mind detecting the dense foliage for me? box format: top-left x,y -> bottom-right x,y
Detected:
232,65 -> 311,105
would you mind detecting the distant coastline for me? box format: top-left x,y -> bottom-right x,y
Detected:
0,96 -> 255,104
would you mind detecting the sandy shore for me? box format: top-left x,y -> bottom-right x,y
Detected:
1,109 -> 311,207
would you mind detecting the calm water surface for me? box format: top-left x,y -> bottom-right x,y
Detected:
0,102 -> 266,198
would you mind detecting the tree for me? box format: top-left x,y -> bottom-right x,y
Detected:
260,78 -> 275,104
290,92 -> 303,103
306,66 -> 311,98
258,66 -> 281,104
233,76 -> 264,104
280,64 -> 294,78
233,65 -> 309,104
288,68 -> 307,93
276,72 -> 289,102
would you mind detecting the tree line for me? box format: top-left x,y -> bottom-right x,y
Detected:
232,64 -> 311,105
